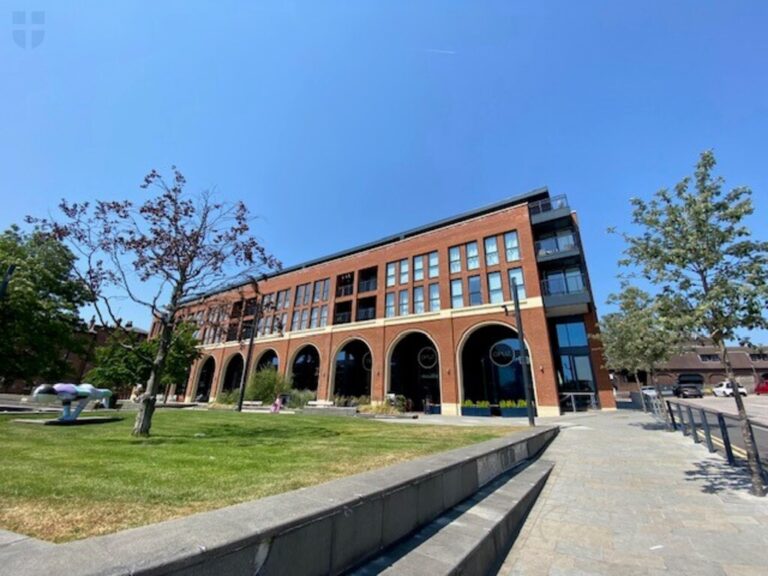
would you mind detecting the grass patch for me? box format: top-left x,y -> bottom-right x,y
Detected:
0,410 -> 520,542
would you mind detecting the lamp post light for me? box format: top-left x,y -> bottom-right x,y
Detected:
511,277 -> 535,427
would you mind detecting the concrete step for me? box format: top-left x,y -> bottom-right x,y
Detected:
349,459 -> 554,576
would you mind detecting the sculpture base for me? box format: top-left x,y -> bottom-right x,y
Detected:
12,417 -> 123,426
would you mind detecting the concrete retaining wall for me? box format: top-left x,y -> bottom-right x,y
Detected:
2,426 -> 558,576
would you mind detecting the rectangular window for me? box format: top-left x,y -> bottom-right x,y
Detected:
319,305 -> 328,327
386,262 -> 396,287
276,290 -> 285,310
295,284 -> 304,307
508,267 -> 526,300
429,283 -> 440,311
256,317 -> 265,337
504,231 -> 520,261
312,280 -> 323,303
310,307 -> 319,328
449,246 -> 461,274
279,313 -> 288,333
699,354 -> 721,362
291,310 -> 300,332
283,289 -> 291,309
385,292 -> 396,317
414,286 -> 425,314
322,279 -> 329,301
487,272 -> 503,303
428,251 -> 439,278
468,275 -> 482,306
399,258 -> 409,284
466,241 -> 479,270
484,236 -> 499,266
300,308 -> 309,330
413,255 -> 424,282
451,279 -> 463,308
556,321 -> 589,348
302,284 -> 311,306
264,316 -> 273,335
399,289 -> 409,315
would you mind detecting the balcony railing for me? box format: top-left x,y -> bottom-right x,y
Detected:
541,273 -> 587,296
529,194 -> 569,216
356,308 -> 376,321
358,279 -> 377,293
535,234 -> 578,257
334,311 -> 352,324
336,284 -> 354,297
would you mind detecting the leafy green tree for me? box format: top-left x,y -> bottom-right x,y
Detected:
619,150 -> 768,496
0,227 -> 90,388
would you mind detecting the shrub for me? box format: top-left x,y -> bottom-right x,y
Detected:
334,395 -> 370,407
287,389 -> 316,409
516,399 -> 527,408
476,400 -> 491,408
462,399 -> 476,408
246,367 -> 291,403
499,399 -> 515,408
216,390 -> 238,405
358,402 -> 403,415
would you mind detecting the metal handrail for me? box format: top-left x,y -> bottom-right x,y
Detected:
336,284 -> 354,297
334,311 -> 352,324
541,273 -> 587,296
358,279 -> 377,293
356,308 -> 376,321
559,391 -> 597,413
535,234 -> 578,256
529,194 -> 569,215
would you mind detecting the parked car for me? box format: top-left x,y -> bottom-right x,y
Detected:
712,381 -> 747,397
673,383 -> 703,398
640,385 -> 674,397
755,379 -> 768,396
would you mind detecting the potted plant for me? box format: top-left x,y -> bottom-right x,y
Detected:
425,401 -> 441,415
461,399 -> 491,417
500,398 -> 528,418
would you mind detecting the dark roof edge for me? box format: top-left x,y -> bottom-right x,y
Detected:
184,187 -> 550,304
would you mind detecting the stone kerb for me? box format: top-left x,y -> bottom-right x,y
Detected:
3,426 -> 558,576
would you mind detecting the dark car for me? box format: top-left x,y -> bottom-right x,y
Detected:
673,383 -> 703,398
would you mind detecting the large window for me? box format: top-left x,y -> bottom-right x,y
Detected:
485,236 -> 499,266
414,286 -> 425,314
300,308 -> 309,330
291,310 -> 300,332
319,305 -> 328,327
385,292 -> 395,317
428,251 -> 439,278
468,275 -> 482,306
449,246 -> 461,274
466,241 -> 479,270
413,256 -> 424,282
544,268 -> 584,295
310,307 -> 320,328
386,262 -> 396,287
556,321 -> 589,348
399,289 -> 409,315
312,278 -> 329,302
487,272 -> 503,303
451,279 -> 463,308
508,268 -> 526,300
504,231 -> 520,261
429,283 -> 440,311
399,259 -> 409,284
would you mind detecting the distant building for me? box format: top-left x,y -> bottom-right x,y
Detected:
167,189 -> 616,416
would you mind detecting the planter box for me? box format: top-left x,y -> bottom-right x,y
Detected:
500,407 -> 528,418
461,406 -> 491,417
426,404 -> 441,415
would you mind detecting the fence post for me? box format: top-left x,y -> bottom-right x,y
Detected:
676,403 -> 687,435
700,409 -> 715,453
667,401 -> 677,430
746,421 -> 766,481
686,406 -> 700,443
717,413 -> 736,466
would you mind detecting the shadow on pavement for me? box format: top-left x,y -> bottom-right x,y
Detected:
627,421 -> 669,431
684,459 -> 754,494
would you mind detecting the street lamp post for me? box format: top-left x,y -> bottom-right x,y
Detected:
511,277 -> 535,427
236,279 -> 262,413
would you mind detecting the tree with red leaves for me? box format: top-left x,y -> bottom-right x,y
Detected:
29,167 -> 280,436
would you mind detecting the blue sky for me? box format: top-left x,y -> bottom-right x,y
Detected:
2,1 -> 767,341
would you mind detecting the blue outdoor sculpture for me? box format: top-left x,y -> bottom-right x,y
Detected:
32,383 -> 113,422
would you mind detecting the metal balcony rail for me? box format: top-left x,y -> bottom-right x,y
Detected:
336,284 -> 354,297
334,311 -> 352,324
358,279 -> 377,293
529,194 -> 569,216
541,273 -> 587,296
356,308 -> 376,321
535,234 -> 578,256
559,392 -> 597,413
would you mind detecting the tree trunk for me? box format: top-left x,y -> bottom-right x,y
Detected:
634,370 -> 648,413
650,365 -> 671,429
132,317 -> 174,437
717,339 -> 766,497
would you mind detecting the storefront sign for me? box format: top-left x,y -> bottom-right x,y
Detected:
362,352 -> 372,371
490,342 -> 516,367
417,347 -> 438,370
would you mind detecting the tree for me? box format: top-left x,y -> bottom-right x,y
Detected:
29,167 -> 280,436
85,322 -> 200,399
619,150 -> 768,496
0,226 -> 91,388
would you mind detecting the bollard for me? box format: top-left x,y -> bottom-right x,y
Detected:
686,405 -> 700,443
700,409 -> 715,453
676,403 -> 687,436
717,413 -> 736,466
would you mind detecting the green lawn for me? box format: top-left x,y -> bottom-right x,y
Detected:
0,410 -> 520,542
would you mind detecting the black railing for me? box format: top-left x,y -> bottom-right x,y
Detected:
334,311 -> 352,324
529,194 -> 568,216
356,308 -> 376,321
541,273 -> 587,296
535,234 -> 578,256
336,284 -> 354,297
358,279 -> 377,293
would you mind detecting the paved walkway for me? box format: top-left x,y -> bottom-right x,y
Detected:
498,411 -> 768,576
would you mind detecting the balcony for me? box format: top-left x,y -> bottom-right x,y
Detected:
535,233 -> 580,263
358,278 -> 377,293
334,311 -> 352,324
541,272 -> 591,312
529,195 -> 571,225
356,308 -> 376,321
336,284 -> 354,298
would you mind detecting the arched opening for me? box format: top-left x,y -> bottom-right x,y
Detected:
461,324 -> 531,410
256,349 -> 279,372
333,339 -> 372,399
221,354 -> 244,394
195,357 -> 215,402
389,333 -> 440,411
292,345 -> 319,391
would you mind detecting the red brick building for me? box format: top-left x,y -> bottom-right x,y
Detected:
170,189 -> 615,416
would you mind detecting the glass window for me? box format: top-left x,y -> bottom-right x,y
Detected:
428,251 -> 439,278
312,280 -> 323,303
279,313 -> 288,333
556,321 -> 589,348
283,289 -> 291,309
504,231 -> 520,261
300,308 -> 309,330
508,268 -> 526,300
319,305 -> 328,327
302,284 -> 311,306
485,236 -> 499,266
276,290 -> 285,310
322,279 -> 329,301
386,262 -> 396,287
291,310 -> 300,332
385,292 -> 396,317
310,307 -> 319,328
413,255 -> 424,282
449,246 -> 461,274
295,285 -> 304,306
414,286 -> 425,314
429,283 -> 440,311
468,275 -> 482,306
399,258 -> 409,284
256,317 -> 265,336
399,290 -> 409,315
566,268 -> 584,292
466,241 -> 479,270
451,279 -> 463,308
488,272 -> 503,303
